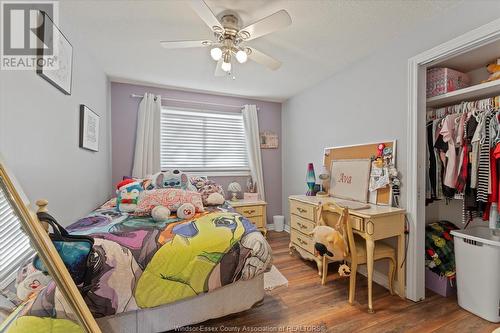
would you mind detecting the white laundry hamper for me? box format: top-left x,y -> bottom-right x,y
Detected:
451,227 -> 500,323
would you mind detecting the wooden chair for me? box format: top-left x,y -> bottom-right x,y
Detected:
320,202 -> 396,313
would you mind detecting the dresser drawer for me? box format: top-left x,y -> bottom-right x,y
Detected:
290,200 -> 316,221
350,215 -> 365,232
291,230 -> 315,254
235,205 -> 263,218
246,216 -> 265,228
291,215 -> 315,234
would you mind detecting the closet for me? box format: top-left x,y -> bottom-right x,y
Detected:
423,39 -> 500,297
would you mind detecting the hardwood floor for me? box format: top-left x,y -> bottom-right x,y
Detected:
180,231 -> 499,333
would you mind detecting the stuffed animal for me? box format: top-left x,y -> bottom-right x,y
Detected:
116,179 -> 143,212
151,205 -> 171,222
151,203 -> 196,222
206,192 -> 225,206
338,264 -> 351,277
311,225 -> 348,260
190,176 -> 225,205
150,170 -> 197,191
176,203 -> 196,220
483,60 -> 500,83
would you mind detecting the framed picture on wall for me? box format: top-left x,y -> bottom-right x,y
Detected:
36,11 -> 73,95
79,105 -> 100,152
260,131 -> 278,149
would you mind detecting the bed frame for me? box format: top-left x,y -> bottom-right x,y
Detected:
98,275 -> 264,333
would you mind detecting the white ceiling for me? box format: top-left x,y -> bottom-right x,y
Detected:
61,0 -> 460,102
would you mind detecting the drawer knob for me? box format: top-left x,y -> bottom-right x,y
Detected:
243,209 -> 256,214
296,207 -> 307,213
297,237 -> 307,245
297,222 -> 306,229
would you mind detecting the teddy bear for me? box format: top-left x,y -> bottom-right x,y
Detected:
483,59 -> 500,83
311,225 -> 351,277
311,225 -> 348,259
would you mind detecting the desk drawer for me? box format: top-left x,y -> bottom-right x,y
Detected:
290,200 -> 315,220
235,205 -> 263,218
291,229 -> 315,254
350,216 -> 365,232
291,215 -> 315,234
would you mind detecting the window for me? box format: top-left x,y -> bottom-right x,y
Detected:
0,186 -> 33,288
160,108 -> 250,175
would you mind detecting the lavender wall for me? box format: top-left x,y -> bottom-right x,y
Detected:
110,82 -> 282,224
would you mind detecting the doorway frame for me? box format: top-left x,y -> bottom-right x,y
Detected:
406,18 -> 500,302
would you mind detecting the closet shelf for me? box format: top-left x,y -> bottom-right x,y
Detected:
427,79 -> 500,108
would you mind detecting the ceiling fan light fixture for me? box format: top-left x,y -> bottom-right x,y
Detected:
210,47 -> 222,61
221,61 -> 231,72
235,49 -> 248,63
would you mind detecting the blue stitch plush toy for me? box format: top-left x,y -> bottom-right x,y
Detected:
150,169 -> 197,191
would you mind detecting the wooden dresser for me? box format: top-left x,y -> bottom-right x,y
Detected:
231,200 -> 267,236
288,195 -> 406,300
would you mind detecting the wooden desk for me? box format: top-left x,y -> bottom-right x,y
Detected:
288,195 -> 406,310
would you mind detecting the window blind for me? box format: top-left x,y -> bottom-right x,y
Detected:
160,108 -> 250,174
0,187 -> 33,288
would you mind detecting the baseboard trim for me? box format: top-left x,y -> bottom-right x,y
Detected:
265,223 -> 290,233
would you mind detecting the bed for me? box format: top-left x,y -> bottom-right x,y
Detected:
2,201 -> 272,333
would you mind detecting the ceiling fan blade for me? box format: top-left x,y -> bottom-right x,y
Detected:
214,58 -> 226,77
189,0 -> 223,33
239,10 -> 291,41
247,47 -> 281,70
160,40 -> 213,49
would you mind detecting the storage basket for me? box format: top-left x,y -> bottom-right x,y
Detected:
426,67 -> 470,98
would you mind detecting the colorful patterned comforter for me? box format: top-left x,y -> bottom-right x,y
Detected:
2,202 -> 272,332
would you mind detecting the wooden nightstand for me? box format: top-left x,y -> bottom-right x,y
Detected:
231,200 -> 267,236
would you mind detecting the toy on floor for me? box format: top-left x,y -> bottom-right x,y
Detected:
338,263 -> 351,277
116,179 -> 143,212
483,59 -> 500,83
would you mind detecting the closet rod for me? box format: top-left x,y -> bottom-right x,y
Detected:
130,94 -> 259,110
427,96 -> 499,120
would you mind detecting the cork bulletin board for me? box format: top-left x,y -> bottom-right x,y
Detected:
323,140 -> 396,205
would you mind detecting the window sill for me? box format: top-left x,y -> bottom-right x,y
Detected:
187,170 -> 251,177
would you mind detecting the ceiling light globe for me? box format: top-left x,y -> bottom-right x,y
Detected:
210,47 -> 222,61
221,61 -> 231,72
236,50 -> 248,63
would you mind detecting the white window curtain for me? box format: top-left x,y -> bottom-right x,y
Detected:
132,93 -> 161,178
242,105 -> 265,200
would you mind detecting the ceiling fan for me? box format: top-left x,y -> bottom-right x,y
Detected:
160,0 -> 292,77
